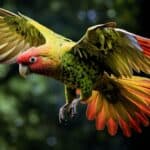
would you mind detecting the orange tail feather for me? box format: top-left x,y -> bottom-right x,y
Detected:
119,117 -> 131,137
128,114 -> 142,133
86,93 -> 98,120
96,109 -> 106,130
85,76 -> 150,137
107,117 -> 118,136
135,112 -> 149,127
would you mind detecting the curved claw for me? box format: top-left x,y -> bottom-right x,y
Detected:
59,103 -> 69,123
69,98 -> 80,118
59,98 -> 81,123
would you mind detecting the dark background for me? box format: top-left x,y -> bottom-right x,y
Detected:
0,0 -> 149,150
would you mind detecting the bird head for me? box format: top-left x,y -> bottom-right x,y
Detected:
16,47 -> 60,77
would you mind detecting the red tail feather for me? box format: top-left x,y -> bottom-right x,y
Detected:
107,118 -> 118,136
135,35 -> 150,56
128,114 -> 142,133
135,112 -> 149,127
96,106 -> 106,130
119,117 -> 131,137
86,94 -> 98,120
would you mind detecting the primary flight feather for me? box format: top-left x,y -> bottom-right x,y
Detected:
0,8 -> 150,137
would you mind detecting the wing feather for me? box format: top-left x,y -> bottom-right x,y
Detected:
71,22 -> 150,77
0,8 -> 47,64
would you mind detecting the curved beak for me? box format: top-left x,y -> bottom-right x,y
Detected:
19,64 -> 30,78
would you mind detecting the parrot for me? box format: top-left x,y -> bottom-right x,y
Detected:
0,8 -> 150,137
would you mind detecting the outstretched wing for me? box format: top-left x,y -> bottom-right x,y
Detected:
0,8 -> 51,64
71,22 -> 150,77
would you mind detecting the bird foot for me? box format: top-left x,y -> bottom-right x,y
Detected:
68,98 -> 80,118
59,103 -> 69,123
59,98 -> 80,122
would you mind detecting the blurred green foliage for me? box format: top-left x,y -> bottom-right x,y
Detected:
0,0 -> 149,150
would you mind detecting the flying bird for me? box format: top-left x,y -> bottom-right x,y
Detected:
0,8 -> 150,137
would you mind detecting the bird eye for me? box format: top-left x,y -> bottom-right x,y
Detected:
29,56 -> 37,63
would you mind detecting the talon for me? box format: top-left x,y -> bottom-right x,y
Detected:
59,103 -> 69,123
69,98 -> 80,118
59,98 -> 80,122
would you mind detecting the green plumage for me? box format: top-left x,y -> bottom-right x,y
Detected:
60,51 -> 101,102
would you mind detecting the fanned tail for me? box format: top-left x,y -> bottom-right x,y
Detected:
86,76 -> 150,137
135,35 -> 150,57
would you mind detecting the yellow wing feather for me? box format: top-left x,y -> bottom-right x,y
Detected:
0,8 -> 50,63
0,8 -> 76,63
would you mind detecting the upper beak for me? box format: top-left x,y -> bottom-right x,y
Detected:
19,64 -> 30,78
